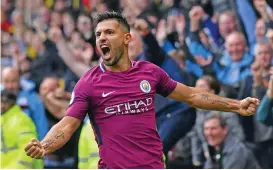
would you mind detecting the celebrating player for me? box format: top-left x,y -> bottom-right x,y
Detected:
24,11 -> 259,169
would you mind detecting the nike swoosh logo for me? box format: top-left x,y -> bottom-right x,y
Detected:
102,91 -> 115,97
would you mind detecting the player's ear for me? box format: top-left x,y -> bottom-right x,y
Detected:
124,33 -> 132,45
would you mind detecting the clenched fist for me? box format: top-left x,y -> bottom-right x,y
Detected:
238,97 -> 260,116
24,139 -> 45,159
189,6 -> 204,21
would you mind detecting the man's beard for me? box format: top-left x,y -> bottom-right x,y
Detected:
104,47 -> 124,66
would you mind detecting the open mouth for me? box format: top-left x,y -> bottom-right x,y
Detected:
101,45 -> 110,56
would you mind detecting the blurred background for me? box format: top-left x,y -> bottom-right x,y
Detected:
1,0 -> 273,169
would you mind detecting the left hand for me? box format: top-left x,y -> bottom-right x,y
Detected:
238,97 -> 260,116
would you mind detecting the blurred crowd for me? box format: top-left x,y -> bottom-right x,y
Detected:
1,0 -> 273,169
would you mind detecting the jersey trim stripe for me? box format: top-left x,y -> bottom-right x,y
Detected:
99,61 -> 134,73
99,62 -> 105,72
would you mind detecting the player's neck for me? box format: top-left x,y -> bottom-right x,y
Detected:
104,56 -> 132,72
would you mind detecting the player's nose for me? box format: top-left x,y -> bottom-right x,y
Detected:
98,33 -> 107,42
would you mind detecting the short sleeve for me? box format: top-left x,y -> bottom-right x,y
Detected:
66,79 -> 89,121
155,66 -> 177,97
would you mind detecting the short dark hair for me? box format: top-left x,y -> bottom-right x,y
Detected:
201,75 -> 221,94
94,11 -> 130,32
204,111 -> 227,128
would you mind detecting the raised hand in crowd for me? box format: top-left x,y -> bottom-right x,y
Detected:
166,14 -> 176,34
254,0 -> 273,21
189,6 -> 204,31
156,19 -> 167,45
48,27 -> 90,77
175,14 -> 186,36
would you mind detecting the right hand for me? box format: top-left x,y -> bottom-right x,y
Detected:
253,0 -> 267,14
189,6 -> 204,21
156,19 -> 167,43
48,27 -> 63,44
24,139 -> 45,159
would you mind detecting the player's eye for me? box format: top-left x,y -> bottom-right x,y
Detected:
106,30 -> 114,35
96,32 -> 101,38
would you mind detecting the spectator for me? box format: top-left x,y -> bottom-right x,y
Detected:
251,47 -> 273,168
253,0 -> 273,29
251,18 -> 269,56
78,120 -> 100,169
186,6 -> 216,78
1,31 -> 13,68
1,89 -> 43,169
39,77 -> 83,169
239,41 -> 273,148
62,11 -> 76,39
251,42 -> 272,98
53,0 -> 68,13
214,32 -> 253,98
39,5 -> 51,26
255,19 -> 268,44
50,11 -> 62,28
1,67 -> 49,140
191,75 -> 245,167
11,9 -> 24,28
77,12 -> 98,60
207,11 -> 238,49
29,32 -> 66,87
203,112 -> 260,169
47,27 -> 93,91
130,19 -> 196,160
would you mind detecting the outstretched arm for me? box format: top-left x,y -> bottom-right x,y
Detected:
167,82 -> 259,116
41,116 -> 81,155
25,116 -> 81,158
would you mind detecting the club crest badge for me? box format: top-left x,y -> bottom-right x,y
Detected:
140,80 -> 151,93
